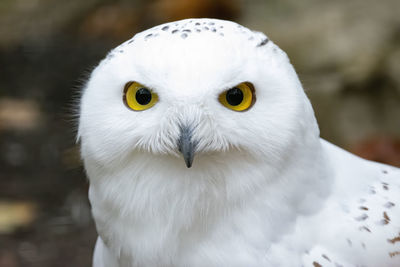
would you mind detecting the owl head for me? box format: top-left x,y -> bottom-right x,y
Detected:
78,18 -> 319,176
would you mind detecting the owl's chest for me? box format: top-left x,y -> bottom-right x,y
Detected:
90,189 -> 310,267
87,158 -> 327,267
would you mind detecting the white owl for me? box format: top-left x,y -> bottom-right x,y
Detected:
78,18 -> 400,267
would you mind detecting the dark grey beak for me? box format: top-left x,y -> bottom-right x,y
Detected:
178,126 -> 195,168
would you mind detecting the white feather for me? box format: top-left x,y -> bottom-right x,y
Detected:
78,18 -> 400,267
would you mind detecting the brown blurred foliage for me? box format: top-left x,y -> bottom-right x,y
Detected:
151,0 -> 239,22
352,137 -> 400,167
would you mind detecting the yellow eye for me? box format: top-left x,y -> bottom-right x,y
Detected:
123,82 -> 158,111
218,82 -> 255,111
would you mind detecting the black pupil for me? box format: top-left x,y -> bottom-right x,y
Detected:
135,88 -> 152,105
226,88 -> 244,106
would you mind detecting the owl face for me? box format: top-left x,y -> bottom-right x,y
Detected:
78,19 -> 316,170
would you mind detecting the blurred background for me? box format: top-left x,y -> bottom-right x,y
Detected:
0,0 -> 399,266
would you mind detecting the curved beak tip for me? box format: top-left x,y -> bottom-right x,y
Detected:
185,158 -> 193,168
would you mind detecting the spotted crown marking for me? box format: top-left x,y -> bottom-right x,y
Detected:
140,20 -> 264,46
139,19 -> 268,43
102,19 -> 272,63
257,38 -> 269,47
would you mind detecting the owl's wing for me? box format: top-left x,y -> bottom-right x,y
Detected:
301,141 -> 400,267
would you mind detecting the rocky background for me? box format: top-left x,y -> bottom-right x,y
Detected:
0,0 -> 399,266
